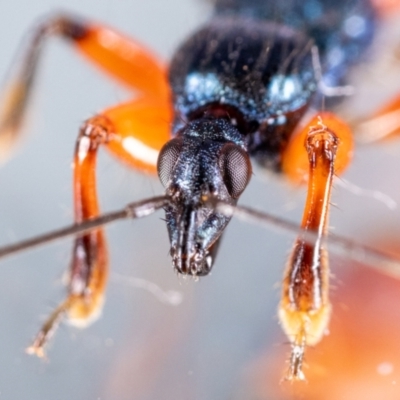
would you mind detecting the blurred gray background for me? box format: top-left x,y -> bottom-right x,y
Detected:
0,1 -> 400,399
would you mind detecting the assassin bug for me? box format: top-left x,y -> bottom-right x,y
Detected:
1,0 -> 400,388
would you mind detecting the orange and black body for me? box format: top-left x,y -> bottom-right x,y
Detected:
0,0 -> 393,380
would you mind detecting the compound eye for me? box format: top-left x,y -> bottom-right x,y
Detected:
219,143 -> 252,199
157,138 -> 183,188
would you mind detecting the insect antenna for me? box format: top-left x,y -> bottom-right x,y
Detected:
0,195 -> 399,280
0,195 -> 170,259
204,197 -> 400,278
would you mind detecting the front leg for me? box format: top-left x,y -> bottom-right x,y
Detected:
26,115 -> 110,357
279,113 -> 353,380
27,97 -> 171,357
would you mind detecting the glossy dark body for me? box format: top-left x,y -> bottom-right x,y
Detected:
170,0 -> 376,168
212,0 -> 377,87
170,18 -> 316,169
161,0 -> 377,275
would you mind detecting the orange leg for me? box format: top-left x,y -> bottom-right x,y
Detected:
0,14 -> 173,356
355,93 -> 400,143
279,113 -> 353,380
27,97 -> 171,357
0,13 -> 169,161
